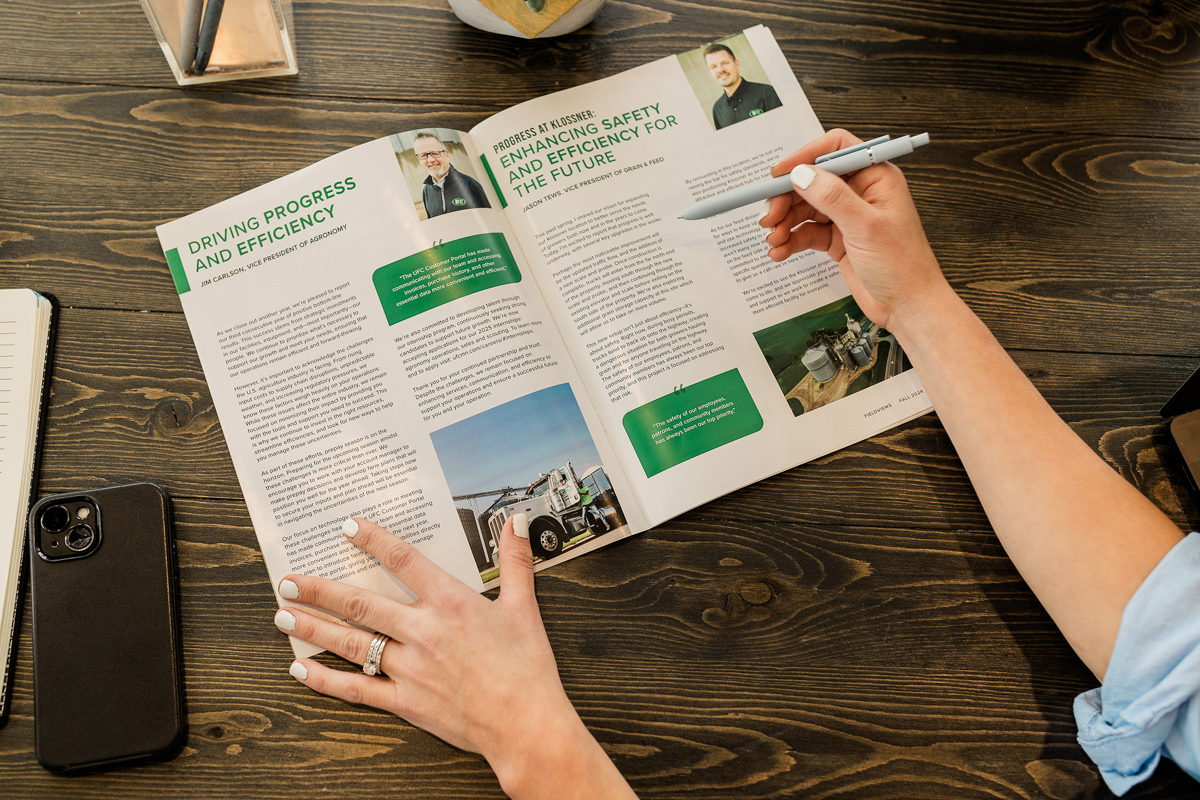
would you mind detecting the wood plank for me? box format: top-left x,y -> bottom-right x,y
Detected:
2,83 -> 1199,354
30,305 -> 1200,532
0,1 -> 1197,138
1,499 -> 1194,797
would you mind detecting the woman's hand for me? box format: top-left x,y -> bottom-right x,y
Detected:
759,128 -> 951,334
274,514 -> 636,800
763,135 -> 1185,683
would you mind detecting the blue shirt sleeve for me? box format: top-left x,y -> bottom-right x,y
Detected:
1074,531 -> 1200,795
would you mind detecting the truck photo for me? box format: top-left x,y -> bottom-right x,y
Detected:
480,462 -> 623,562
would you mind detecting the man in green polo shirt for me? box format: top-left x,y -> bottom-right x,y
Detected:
704,43 -> 783,130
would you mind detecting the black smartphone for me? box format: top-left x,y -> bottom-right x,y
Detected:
1171,409 -> 1200,495
1161,364 -> 1200,497
27,482 -> 186,773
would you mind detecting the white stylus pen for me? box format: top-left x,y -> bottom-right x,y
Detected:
681,133 -> 931,220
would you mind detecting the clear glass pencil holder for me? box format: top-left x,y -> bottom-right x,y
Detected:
139,0 -> 298,86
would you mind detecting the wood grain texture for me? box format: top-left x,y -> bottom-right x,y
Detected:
26,306 -> 1200,530
1,0 -> 1199,796
2,501 -> 1196,797
3,91 -> 1199,356
0,1 -> 1197,134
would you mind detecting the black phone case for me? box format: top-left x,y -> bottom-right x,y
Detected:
27,482 -> 186,773
1170,409 -> 1200,494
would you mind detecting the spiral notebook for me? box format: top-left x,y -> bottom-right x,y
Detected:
0,289 -> 55,726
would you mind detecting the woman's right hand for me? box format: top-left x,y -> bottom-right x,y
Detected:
759,129 -> 951,334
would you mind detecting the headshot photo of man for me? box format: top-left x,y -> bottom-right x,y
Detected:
703,43 -> 782,130
412,131 -> 491,218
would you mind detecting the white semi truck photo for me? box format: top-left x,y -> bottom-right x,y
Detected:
480,462 -> 622,562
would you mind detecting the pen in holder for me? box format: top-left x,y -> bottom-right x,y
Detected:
139,0 -> 298,85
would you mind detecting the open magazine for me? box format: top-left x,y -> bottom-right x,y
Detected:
157,25 -> 932,656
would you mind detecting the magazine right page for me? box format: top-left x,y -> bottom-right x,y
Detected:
470,25 -> 933,525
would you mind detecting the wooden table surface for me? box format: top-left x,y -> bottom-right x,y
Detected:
2,1 -> 1199,797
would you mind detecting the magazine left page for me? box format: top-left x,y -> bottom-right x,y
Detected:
157,131 -> 648,656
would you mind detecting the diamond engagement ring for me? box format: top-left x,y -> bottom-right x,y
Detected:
363,632 -> 390,676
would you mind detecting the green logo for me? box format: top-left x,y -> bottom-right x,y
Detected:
749,109 -> 763,117
452,198 -> 467,206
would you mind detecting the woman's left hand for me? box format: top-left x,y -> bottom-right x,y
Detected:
273,514 -> 636,800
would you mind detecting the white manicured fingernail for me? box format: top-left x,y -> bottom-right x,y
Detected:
279,579 -> 299,600
791,164 -> 816,190
289,661 -> 308,681
274,609 -> 296,631
342,518 -> 359,538
512,513 -> 529,539
758,199 -> 772,224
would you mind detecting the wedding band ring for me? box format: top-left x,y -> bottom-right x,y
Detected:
363,632 -> 389,676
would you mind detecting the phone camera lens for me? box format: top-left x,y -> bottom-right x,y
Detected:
65,524 -> 95,552
42,505 -> 71,532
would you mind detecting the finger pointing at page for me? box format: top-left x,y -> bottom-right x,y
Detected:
340,516 -> 448,603
497,513 -> 537,610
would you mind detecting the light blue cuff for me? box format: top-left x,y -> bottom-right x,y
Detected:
1074,532 -> 1200,795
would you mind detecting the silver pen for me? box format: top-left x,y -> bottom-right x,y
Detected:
681,133 -> 931,220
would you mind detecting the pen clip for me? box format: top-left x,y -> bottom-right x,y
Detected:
815,135 -> 891,164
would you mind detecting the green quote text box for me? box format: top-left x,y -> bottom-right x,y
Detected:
622,369 -> 763,478
373,232 -> 521,325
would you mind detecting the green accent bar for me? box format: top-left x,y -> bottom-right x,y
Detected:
165,248 -> 191,295
372,232 -> 521,325
479,154 -> 507,209
622,369 -> 763,478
